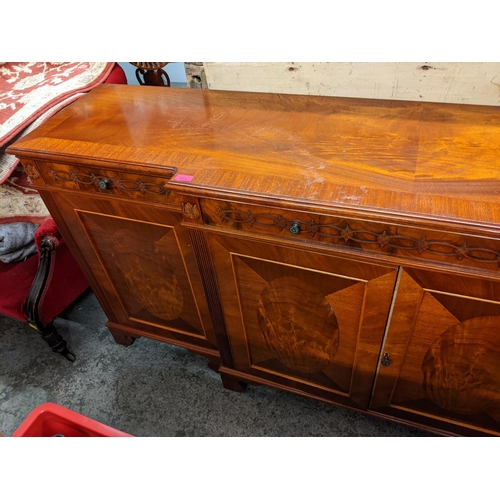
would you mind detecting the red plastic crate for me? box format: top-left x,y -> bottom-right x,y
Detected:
12,403 -> 132,437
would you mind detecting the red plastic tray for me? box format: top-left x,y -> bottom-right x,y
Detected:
12,403 -> 132,437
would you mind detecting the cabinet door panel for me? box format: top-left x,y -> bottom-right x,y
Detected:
78,211 -> 203,335
43,191 -> 217,350
370,268 -> 500,436
207,233 -> 398,409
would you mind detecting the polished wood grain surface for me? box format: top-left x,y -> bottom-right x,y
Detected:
9,85 -> 500,436
8,85 -> 500,230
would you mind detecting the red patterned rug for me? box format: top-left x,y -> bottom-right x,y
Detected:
0,62 -> 115,184
0,164 -> 50,224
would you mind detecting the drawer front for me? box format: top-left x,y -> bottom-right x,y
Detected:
24,159 -> 179,207
200,198 -> 500,273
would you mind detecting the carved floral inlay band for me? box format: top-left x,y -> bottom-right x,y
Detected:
48,168 -> 171,197
216,207 -> 500,265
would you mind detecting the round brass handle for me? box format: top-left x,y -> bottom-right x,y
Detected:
289,222 -> 301,235
97,178 -> 111,190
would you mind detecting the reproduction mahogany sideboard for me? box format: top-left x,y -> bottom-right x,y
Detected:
8,85 -> 500,436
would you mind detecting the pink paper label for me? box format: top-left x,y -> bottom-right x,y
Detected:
173,174 -> 194,182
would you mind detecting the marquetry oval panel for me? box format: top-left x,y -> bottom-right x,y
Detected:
76,210 -> 206,339
422,316 -> 500,417
257,276 -> 340,374
110,228 -> 184,321
206,232 -> 398,409
369,268 -> 500,436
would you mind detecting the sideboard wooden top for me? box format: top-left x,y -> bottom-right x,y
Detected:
8,84 -> 500,230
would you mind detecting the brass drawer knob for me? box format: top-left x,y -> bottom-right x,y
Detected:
289,222 -> 301,235
97,178 -> 112,190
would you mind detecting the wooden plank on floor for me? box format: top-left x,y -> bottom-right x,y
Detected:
203,62 -> 500,105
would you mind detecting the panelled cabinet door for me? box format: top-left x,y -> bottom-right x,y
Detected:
43,191 -> 218,352
207,233 -> 398,409
369,268 -> 500,436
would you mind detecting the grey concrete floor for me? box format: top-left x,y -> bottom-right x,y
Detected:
0,289 -> 434,437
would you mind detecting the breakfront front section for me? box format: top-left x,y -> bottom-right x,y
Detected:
192,197 -> 401,410
196,195 -> 500,435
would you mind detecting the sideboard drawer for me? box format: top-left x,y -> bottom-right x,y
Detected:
23,160 -> 178,207
200,198 -> 500,273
